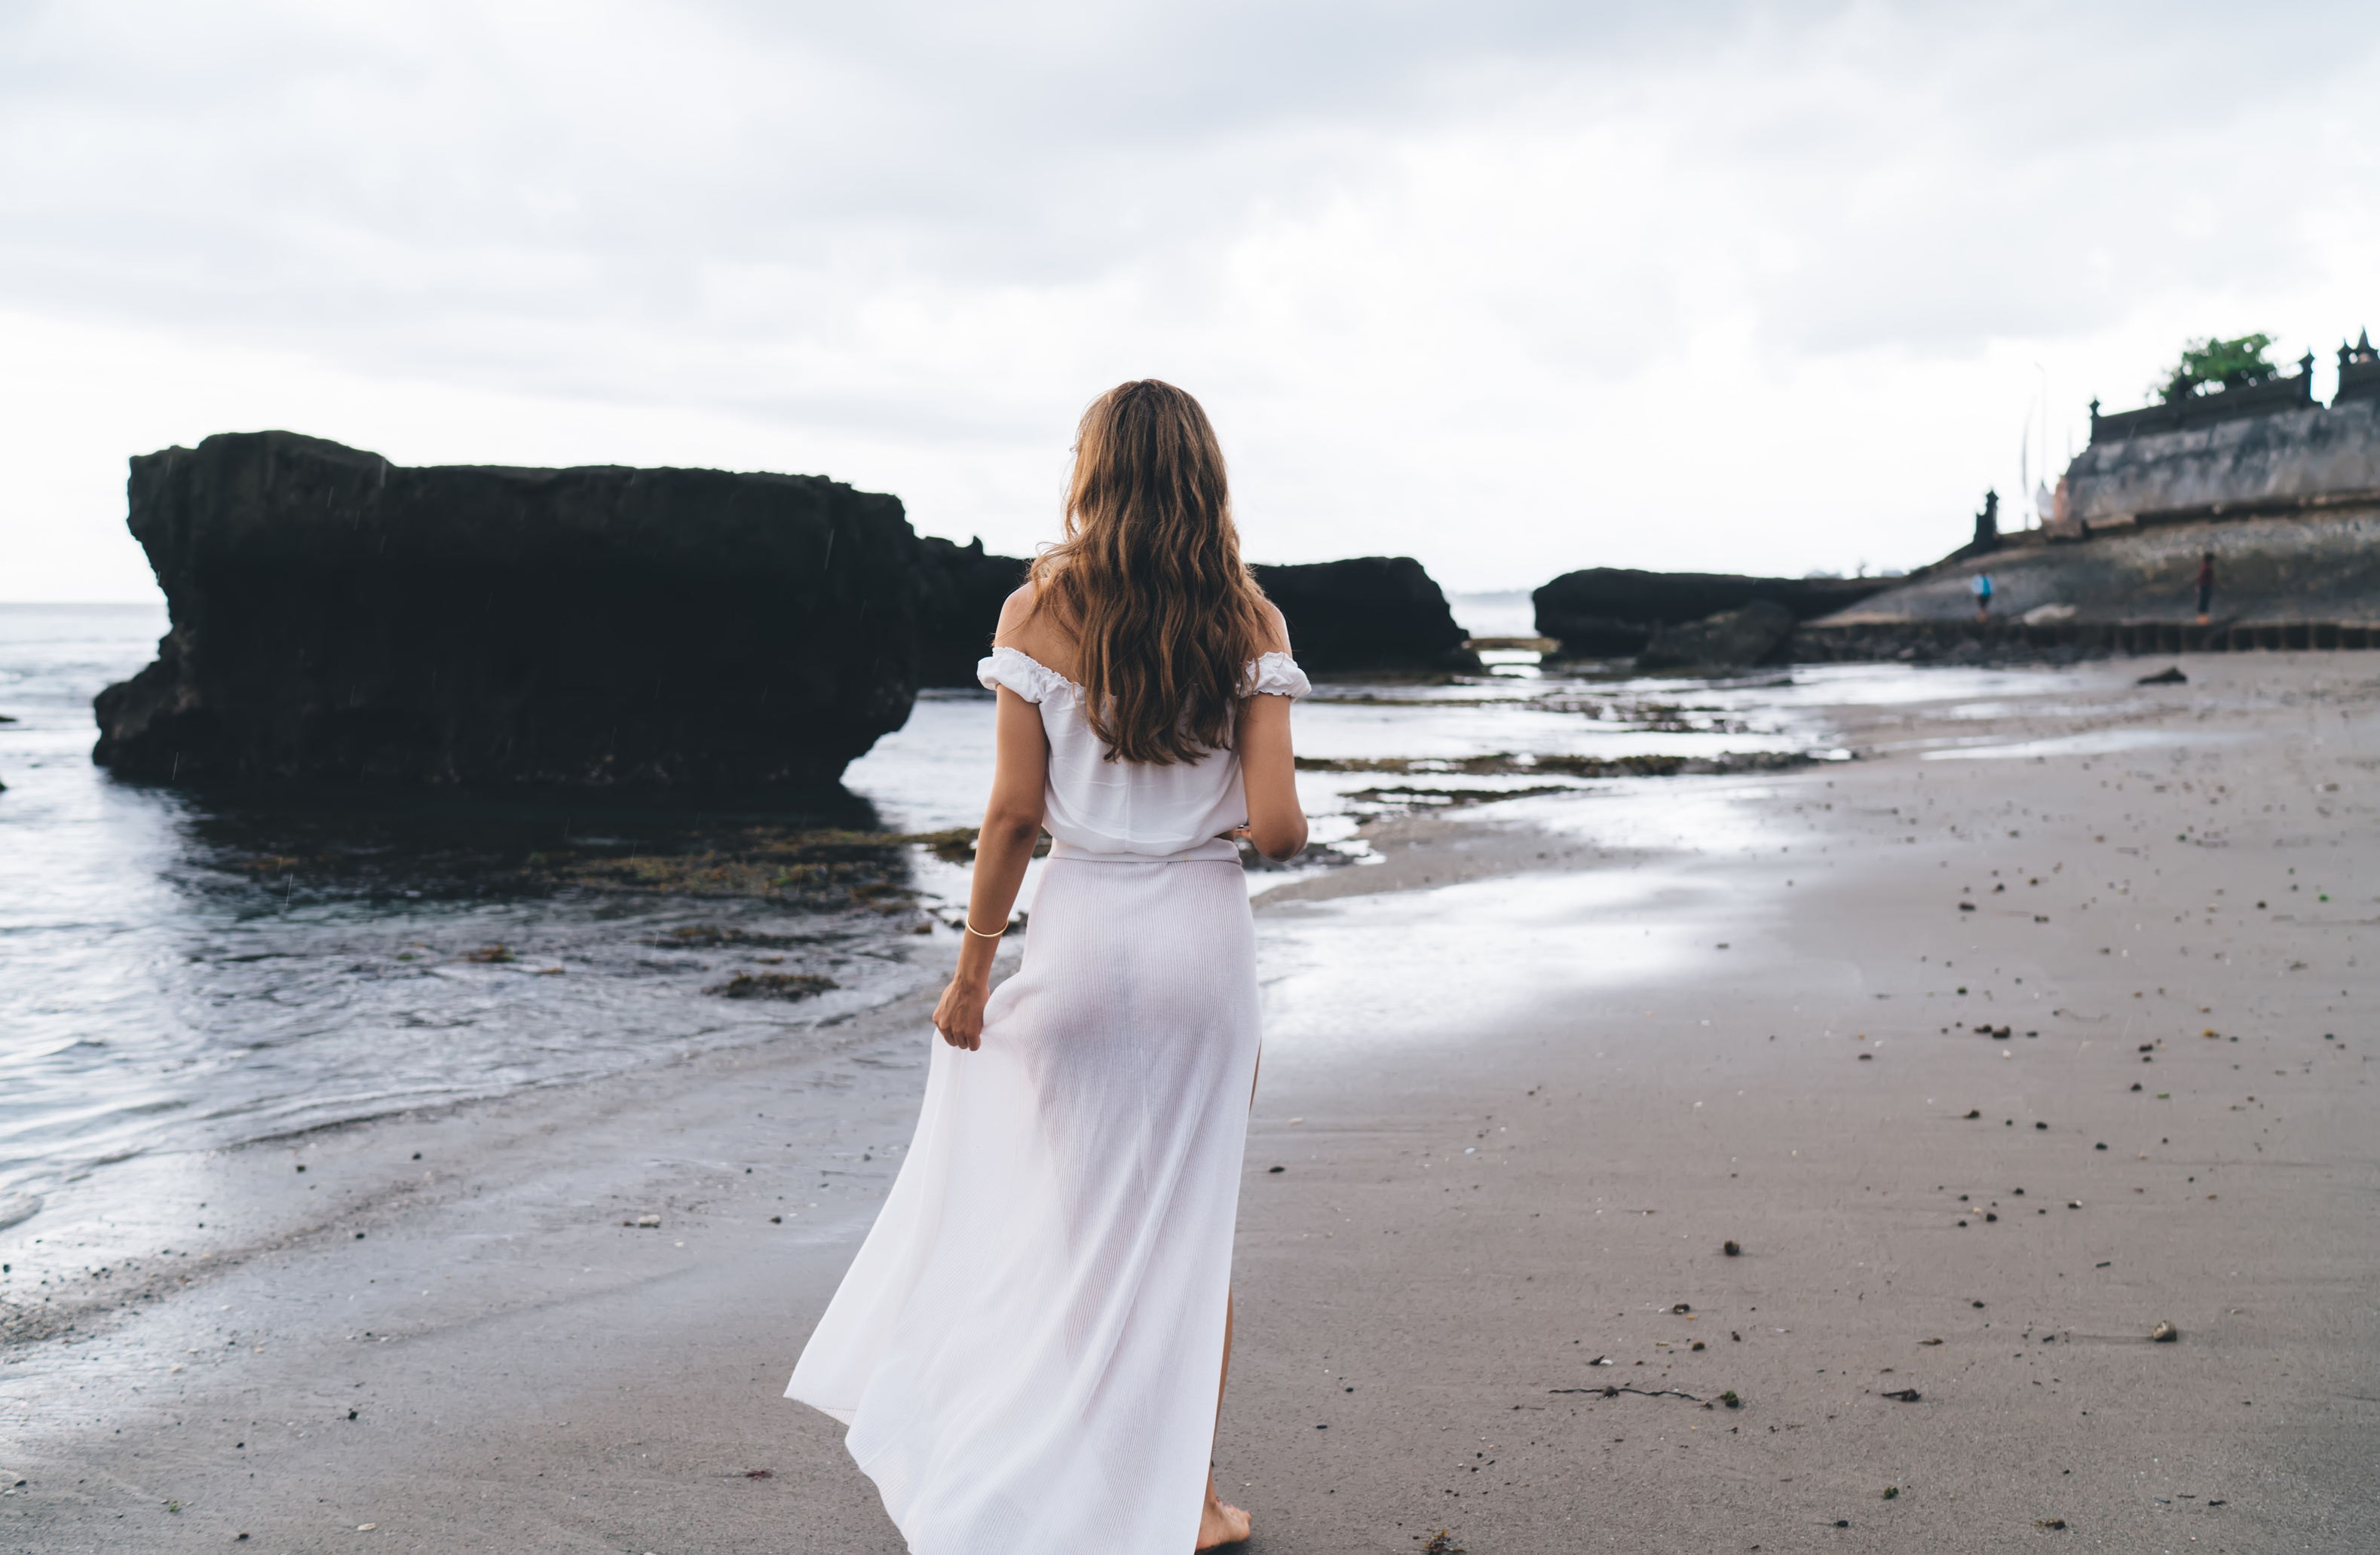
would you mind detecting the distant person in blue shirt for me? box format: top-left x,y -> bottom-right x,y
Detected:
2196,552 -> 2216,624
1971,571 -> 1993,623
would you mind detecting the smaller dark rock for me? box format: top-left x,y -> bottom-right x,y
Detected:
1254,557 -> 1477,674
1533,568 -> 1888,657
1636,600 -> 1797,674
2136,666 -> 2188,685
914,537 -> 1030,687
1267,1165 -> 1285,1174
1723,1240 -> 1741,1257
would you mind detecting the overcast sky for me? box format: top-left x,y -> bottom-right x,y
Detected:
3,0 -> 2375,601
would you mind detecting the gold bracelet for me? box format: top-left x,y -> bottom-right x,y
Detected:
963,917 -> 1006,939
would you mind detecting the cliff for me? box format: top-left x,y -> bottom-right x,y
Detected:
1532,568 -> 1892,657
94,433 -> 920,788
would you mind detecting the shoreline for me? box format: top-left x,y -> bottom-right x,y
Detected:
8,653 -> 2377,1551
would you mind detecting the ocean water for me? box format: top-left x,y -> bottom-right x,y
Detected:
0,601 -> 1977,1229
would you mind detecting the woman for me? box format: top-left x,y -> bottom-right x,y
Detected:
787,380 -> 1310,1553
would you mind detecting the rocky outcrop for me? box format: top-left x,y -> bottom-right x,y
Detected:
914,537 -> 1028,687
1636,601 -> 1797,673
1533,568 -> 1891,657
1251,556 -> 1479,674
94,432 -> 921,788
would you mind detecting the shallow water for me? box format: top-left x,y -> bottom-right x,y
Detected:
0,604 -> 2054,1225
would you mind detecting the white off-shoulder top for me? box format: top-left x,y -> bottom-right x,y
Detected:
977,647 -> 1311,862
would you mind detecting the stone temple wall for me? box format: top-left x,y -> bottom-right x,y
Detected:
2064,386 -> 2380,528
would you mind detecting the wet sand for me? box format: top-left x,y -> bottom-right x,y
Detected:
8,653 -> 2377,1552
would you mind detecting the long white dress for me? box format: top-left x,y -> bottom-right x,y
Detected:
787,647 -> 1312,1554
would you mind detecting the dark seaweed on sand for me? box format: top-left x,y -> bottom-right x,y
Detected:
705,972 -> 838,1002
1296,750 -> 1812,779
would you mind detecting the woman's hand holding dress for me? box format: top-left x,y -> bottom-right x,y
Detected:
933,973 -> 991,1051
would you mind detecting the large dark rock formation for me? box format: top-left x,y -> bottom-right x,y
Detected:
1251,556 -> 1479,674
94,432 -> 920,789
914,537 -> 1028,687
1533,568 -> 1891,657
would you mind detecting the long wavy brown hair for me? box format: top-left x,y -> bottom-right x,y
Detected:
1029,380 -> 1270,765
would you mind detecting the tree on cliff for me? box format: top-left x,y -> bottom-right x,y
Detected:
2155,333 -> 2276,402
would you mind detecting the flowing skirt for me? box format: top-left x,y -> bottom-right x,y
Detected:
786,855 -> 1261,1554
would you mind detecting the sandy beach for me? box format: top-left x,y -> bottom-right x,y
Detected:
7,651 -> 2376,1553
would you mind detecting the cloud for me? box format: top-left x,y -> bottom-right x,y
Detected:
2,0 -> 2375,598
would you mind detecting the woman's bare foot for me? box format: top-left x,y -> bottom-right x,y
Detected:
1197,1475 -> 1252,1548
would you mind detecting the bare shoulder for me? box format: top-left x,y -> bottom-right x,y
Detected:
995,574 -> 1081,678
991,581 -> 1041,641
1253,598 -> 1291,656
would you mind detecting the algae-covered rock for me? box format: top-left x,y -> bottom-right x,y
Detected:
1637,600 -> 1799,673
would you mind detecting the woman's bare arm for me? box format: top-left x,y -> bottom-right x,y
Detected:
933,592 -> 1052,1051
1236,604 -> 1307,863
